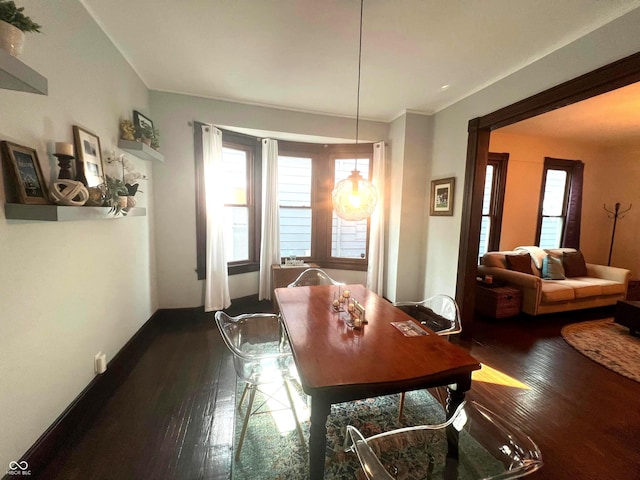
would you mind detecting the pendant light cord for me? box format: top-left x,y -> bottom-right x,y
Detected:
355,0 -> 363,146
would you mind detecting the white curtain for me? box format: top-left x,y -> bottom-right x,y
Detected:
258,138 -> 280,300
366,141 -> 386,296
203,125 -> 231,312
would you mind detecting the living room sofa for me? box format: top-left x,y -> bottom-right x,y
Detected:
478,246 -> 630,316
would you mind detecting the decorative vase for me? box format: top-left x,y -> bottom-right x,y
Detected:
117,195 -> 128,209
86,186 -> 106,206
141,137 -> 151,146
124,195 -> 136,212
0,20 -> 25,58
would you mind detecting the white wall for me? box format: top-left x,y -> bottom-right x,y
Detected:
392,112 -> 432,302
385,115 -> 406,301
424,8 -> 640,299
149,91 -> 386,307
0,1 -> 155,469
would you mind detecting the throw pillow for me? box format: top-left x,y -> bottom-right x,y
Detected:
562,250 -> 588,277
505,253 -> 533,275
542,255 -> 565,280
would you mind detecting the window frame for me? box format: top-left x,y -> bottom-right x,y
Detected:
194,125 -> 262,279
480,152 -> 509,254
278,141 -> 374,271
535,157 -> 573,248
195,128 -> 373,277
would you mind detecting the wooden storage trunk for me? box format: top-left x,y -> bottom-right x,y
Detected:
627,279 -> 640,301
475,285 -> 522,319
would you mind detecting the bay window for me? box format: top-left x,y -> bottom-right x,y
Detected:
195,127 -> 373,277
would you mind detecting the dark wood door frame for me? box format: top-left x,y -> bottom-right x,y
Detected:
456,51 -> 640,339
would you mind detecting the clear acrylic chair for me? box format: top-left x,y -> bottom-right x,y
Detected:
287,267 -> 344,287
345,400 -> 543,480
393,295 -> 462,417
393,295 -> 461,336
214,311 -> 305,459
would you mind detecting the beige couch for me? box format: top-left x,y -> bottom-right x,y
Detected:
478,247 -> 630,316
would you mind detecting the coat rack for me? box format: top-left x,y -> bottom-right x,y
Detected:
603,202 -> 632,266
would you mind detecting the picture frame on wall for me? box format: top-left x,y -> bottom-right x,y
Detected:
73,125 -> 104,187
133,110 -> 153,132
1,141 -> 50,204
430,176 -> 455,216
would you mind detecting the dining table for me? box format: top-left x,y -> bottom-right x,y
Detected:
274,284 -> 481,480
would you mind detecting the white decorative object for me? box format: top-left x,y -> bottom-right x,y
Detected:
50,179 -> 89,206
0,20 -> 24,58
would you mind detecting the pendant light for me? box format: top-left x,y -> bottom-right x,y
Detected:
332,0 -> 378,222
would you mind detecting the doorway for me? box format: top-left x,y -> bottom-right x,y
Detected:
456,51 -> 640,339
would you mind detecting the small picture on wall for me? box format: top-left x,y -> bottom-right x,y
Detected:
133,110 -> 153,134
73,125 -> 104,187
430,176 -> 455,216
0,141 -> 50,204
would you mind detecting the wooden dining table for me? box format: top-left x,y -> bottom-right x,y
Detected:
274,284 -> 481,480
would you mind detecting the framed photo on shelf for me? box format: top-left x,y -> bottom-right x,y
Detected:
73,125 -> 104,187
133,110 -> 153,132
0,141 -> 50,204
430,176 -> 455,216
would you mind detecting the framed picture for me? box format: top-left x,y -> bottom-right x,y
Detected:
430,176 -> 455,216
133,110 -> 153,132
73,126 -> 104,187
1,141 -> 50,204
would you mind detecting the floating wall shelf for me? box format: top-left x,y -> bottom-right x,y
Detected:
5,203 -> 146,222
0,49 -> 48,95
118,139 -> 164,162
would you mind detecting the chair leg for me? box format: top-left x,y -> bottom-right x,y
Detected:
236,384 -> 257,460
284,379 -> 306,449
398,391 -> 406,421
238,382 -> 250,410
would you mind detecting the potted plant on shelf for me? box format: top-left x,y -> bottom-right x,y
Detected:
104,175 -> 130,216
0,0 -> 41,58
103,151 -> 147,215
138,124 -> 160,150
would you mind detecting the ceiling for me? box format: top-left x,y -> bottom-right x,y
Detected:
498,81 -> 640,147
81,0 -> 640,122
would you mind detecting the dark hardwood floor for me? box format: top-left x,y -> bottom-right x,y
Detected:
36,303 -> 639,480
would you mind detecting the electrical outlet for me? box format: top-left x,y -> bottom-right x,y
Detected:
94,352 -> 107,374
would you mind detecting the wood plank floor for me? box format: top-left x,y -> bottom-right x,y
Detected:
38,303 -> 640,480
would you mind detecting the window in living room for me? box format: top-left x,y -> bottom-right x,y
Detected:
479,152 -> 509,258
536,157 -> 584,249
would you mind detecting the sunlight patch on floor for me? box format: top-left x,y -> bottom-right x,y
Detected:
473,363 -> 530,390
256,365 -> 310,435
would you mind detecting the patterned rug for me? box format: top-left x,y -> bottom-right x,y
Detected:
561,318 -> 640,382
232,382 -> 447,480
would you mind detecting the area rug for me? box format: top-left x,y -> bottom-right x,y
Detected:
231,381 -> 508,480
231,383 -> 448,480
561,318 -> 640,382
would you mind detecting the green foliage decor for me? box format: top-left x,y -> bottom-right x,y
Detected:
138,124 -> 160,150
0,1 -> 41,33
104,175 -> 130,216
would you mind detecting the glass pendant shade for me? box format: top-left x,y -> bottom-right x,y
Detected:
332,169 -> 378,221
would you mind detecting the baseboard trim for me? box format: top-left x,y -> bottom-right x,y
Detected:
6,309 -> 165,480
6,300 -> 267,479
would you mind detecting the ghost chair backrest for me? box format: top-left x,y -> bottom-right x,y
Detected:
287,267 -> 344,287
394,294 -> 461,336
346,400 -> 543,480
